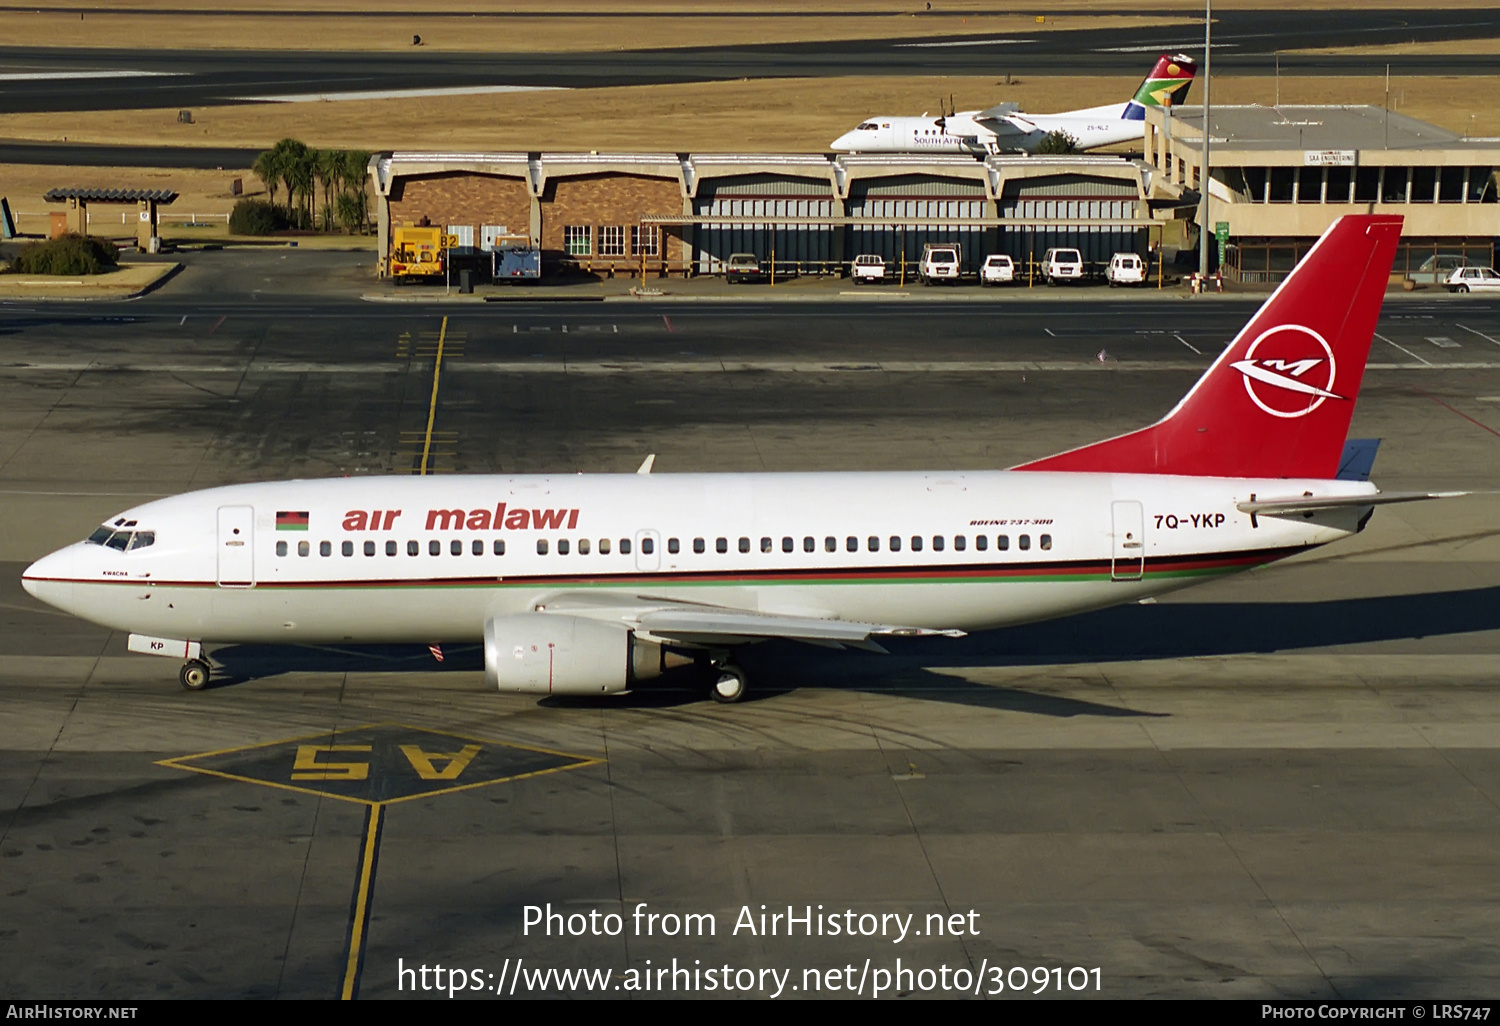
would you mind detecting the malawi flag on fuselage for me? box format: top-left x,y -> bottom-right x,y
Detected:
276,511 -> 309,531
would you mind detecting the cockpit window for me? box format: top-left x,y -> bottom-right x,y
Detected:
857,122 -> 878,131
91,526 -> 155,551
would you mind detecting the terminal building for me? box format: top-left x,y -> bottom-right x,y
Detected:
1143,104 -> 1500,282
368,105 -> 1499,284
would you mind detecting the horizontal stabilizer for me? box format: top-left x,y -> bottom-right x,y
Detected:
1237,490 -> 1467,517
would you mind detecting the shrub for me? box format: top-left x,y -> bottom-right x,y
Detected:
1033,130 -> 1080,155
229,199 -> 289,235
11,233 -> 119,275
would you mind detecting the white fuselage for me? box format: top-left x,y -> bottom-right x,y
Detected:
830,105 -> 1144,155
22,471 -> 1372,646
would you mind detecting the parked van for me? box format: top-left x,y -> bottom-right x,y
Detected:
980,254 -> 1015,286
1042,247 -> 1084,285
1107,252 -> 1146,286
920,243 -> 962,284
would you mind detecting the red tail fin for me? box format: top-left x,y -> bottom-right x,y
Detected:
1015,214 -> 1403,478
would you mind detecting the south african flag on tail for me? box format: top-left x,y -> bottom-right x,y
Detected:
1123,53 -> 1197,121
276,511 -> 309,531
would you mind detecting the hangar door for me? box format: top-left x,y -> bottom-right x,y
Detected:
693,174 -> 837,274
847,174 -> 990,269
998,174 -> 1143,266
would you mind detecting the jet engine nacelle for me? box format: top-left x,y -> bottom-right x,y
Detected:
484,613 -> 671,695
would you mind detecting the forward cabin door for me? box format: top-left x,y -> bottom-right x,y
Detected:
1110,500 -> 1144,581
217,505 -> 255,587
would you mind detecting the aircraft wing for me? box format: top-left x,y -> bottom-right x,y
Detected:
972,112 -> 1038,139
1237,490 -> 1468,517
974,101 -> 1021,120
532,593 -> 964,650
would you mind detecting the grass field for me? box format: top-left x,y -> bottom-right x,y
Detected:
0,10 -> 1178,52
2,73 -> 1493,160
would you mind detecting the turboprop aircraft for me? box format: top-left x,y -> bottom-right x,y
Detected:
23,215 -> 1461,704
830,52 -> 1196,155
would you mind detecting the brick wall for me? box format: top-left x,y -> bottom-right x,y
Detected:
388,172 -> 531,240
541,173 -> 683,267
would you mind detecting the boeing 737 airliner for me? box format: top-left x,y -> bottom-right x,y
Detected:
23,215 -> 1455,703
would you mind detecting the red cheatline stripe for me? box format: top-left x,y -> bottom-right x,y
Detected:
23,544 -> 1307,591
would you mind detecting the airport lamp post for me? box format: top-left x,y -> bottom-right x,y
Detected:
1197,0 -> 1212,285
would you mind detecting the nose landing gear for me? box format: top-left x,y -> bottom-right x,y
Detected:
179,658 -> 212,691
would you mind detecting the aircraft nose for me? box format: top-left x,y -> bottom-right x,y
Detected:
22,550 -> 76,610
830,132 -> 855,151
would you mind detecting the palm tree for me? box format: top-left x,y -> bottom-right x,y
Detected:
314,149 -> 341,231
251,148 -> 282,208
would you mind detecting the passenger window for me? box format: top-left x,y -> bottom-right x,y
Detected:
825,536 -> 837,553
320,541 -> 332,557
693,538 -> 705,554
641,537 -> 654,555
975,535 -> 987,552
762,537 -> 773,553
598,538 -> 610,554
621,538 -> 632,555
450,539 -> 462,556
847,536 -> 858,552
408,540 -> 419,556
429,540 -> 441,556
932,536 -> 945,552
386,540 -> 397,556
342,541 -> 354,556
537,539 -> 549,555
739,537 -> 750,553
803,537 -> 815,553
1019,534 -> 1031,551
473,539 -> 484,556
276,540 -> 288,557
997,535 -> 1009,551
868,536 -> 880,552
667,538 -> 679,554
494,539 -> 506,556
783,537 -> 794,553
364,541 -> 376,557
559,539 -> 570,555
579,538 -> 591,555
716,537 -> 728,554
954,535 -> 966,552
889,535 -> 901,552
911,536 -> 923,552
1040,534 -> 1052,550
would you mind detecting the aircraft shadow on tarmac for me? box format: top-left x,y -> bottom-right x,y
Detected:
203,584 -> 1500,715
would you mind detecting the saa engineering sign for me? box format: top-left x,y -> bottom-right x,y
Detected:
1230,323 -> 1348,419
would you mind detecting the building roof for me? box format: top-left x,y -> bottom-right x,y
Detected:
1154,104 -> 1494,153
43,188 -> 178,203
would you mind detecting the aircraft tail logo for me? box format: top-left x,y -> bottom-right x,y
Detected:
1015,215 -> 1404,479
1123,53 -> 1197,121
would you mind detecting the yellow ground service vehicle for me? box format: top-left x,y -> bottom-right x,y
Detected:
389,226 -> 449,284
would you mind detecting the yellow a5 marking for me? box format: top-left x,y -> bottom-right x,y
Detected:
290,742 -> 483,782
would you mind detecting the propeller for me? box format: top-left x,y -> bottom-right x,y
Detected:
935,97 -> 947,131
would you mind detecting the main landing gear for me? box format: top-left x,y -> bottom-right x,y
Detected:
710,664 -> 748,704
178,658 -> 212,691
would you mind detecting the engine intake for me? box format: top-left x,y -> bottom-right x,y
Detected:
484,613 -> 682,695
